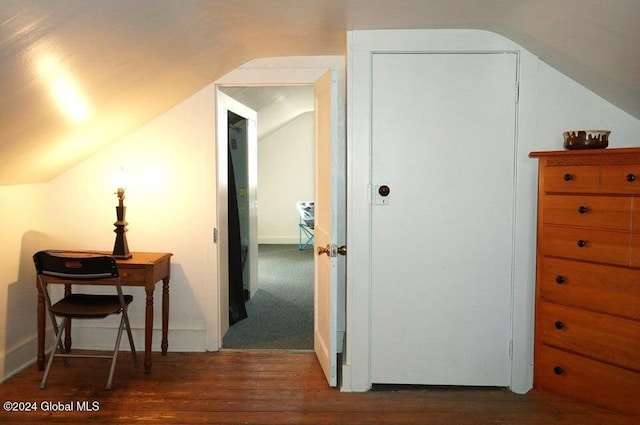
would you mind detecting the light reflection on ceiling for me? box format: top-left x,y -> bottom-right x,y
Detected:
37,54 -> 92,124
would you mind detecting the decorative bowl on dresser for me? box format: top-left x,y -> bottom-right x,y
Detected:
562,130 -> 610,150
529,148 -> 640,416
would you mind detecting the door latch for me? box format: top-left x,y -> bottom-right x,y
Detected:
317,244 -> 347,257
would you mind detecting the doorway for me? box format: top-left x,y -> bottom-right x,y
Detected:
220,85 -> 316,350
212,57 -> 346,388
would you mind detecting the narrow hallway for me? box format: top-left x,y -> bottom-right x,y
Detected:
222,244 -> 313,350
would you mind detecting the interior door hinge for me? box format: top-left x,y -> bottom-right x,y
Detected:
515,82 -> 520,104
213,227 -> 218,244
509,339 -> 513,359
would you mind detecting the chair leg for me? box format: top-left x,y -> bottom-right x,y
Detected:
299,224 -> 314,250
122,310 -> 138,366
41,317 -> 67,390
106,315 -> 130,390
48,311 -> 69,367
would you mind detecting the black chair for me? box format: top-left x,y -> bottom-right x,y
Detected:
33,250 -> 137,389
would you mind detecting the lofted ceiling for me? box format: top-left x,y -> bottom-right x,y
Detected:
1,0 -> 639,185
220,86 -> 314,140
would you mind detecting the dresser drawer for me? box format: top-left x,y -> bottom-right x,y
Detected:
536,301 -> 640,371
633,199 -> 640,232
541,226 -> 630,266
535,344 -> 640,415
543,165 -> 599,194
539,257 -> 640,320
600,164 -> 640,194
632,233 -> 640,267
542,195 -> 631,230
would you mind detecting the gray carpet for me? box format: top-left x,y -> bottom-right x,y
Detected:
222,244 -> 314,350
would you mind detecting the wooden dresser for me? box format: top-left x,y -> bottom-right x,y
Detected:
530,148 -> 640,415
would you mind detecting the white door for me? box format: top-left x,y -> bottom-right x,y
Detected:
370,53 -> 517,385
216,89 -> 258,340
314,68 -> 346,387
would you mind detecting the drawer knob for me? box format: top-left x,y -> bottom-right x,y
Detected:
553,366 -> 564,375
563,173 -> 573,181
555,275 -> 565,284
554,320 -> 565,330
577,205 -> 588,214
627,173 -> 636,182
576,239 -> 586,248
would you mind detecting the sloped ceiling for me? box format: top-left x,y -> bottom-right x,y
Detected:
1,0 -> 638,185
221,86 -> 314,139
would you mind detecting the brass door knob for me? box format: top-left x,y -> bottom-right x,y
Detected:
317,244 -> 347,257
317,245 -> 331,256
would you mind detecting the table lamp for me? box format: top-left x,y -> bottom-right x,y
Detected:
112,168 -> 132,259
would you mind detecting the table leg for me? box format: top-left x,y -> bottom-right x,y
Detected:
144,286 -> 154,374
161,277 -> 169,355
37,283 -> 45,371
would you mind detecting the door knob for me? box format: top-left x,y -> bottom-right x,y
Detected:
317,245 -> 331,256
317,244 -> 347,257
378,185 -> 390,197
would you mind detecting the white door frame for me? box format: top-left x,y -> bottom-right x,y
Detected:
215,90 -> 258,341
212,56 -> 346,351
344,29 -> 538,393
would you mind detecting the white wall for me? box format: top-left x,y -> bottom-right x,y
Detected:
258,111 -> 314,244
44,84 -> 218,352
535,60 -> 640,150
0,184 -> 53,381
344,29 -> 640,393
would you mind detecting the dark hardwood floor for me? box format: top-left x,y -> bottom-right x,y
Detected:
0,351 -> 636,424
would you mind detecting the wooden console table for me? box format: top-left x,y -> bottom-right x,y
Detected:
37,252 -> 173,374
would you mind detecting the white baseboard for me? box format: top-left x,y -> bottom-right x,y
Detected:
0,327 -> 209,383
70,326 -> 207,352
0,334 -> 40,383
338,364 -> 371,393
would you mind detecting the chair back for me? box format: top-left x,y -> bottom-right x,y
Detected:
33,251 -> 119,280
296,201 -> 315,229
